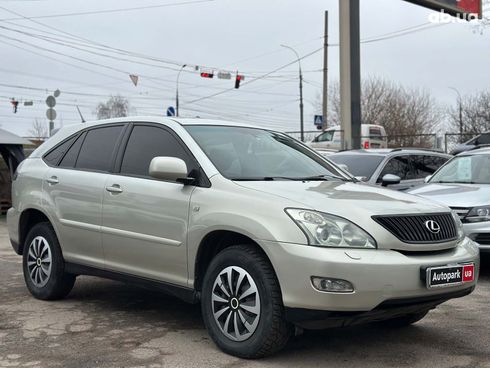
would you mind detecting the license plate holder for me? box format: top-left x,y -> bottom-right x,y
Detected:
425,263 -> 475,289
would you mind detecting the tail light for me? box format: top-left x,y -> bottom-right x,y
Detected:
363,141 -> 370,149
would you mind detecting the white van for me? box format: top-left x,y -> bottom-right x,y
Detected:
309,124 -> 387,150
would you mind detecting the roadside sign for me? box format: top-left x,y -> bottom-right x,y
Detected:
46,95 -> 56,108
167,106 -> 176,117
404,0 -> 482,19
314,115 -> 323,126
46,108 -> 57,121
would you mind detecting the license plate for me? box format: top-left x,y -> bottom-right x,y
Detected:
426,264 -> 475,289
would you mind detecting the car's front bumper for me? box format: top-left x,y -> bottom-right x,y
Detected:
463,221 -> 490,252
260,237 -> 479,316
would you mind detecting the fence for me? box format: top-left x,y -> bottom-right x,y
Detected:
444,133 -> 480,153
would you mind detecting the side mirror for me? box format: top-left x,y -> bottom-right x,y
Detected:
424,175 -> 432,183
149,157 -> 192,184
381,174 -> 401,187
313,136 -> 319,142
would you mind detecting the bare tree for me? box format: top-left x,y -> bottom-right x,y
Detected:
326,77 -> 440,147
95,95 -> 130,120
29,119 -> 48,141
448,90 -> 490,135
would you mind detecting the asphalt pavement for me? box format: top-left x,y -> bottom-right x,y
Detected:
1,219 -> 489,368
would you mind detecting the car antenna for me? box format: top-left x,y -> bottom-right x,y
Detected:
76,105 -> 86,123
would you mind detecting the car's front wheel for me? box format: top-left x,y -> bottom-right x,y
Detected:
22,222 -> 76,300
201,245 -> 291,358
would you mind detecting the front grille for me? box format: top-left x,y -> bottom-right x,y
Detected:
474,233 -> 490,245
373,213 -> 457,244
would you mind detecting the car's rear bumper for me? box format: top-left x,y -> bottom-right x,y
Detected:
259,237 -> 479,314
464,222 -> 490,252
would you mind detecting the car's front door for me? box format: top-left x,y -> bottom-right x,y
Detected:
44,125 -> 125,268
101,124 -> 200,286
377,155 -> 413,191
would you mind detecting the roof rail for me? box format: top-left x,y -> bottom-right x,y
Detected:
388,147 -> 445,153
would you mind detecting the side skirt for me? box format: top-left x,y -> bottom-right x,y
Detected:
65,262 -> 199,304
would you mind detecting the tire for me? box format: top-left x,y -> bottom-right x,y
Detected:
22,222 -> 76,300
380,310 -> 429,327
201,245 -> 291,359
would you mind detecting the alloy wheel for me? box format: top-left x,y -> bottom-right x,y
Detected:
211,266 -> 261,342
26,236 -> 52,288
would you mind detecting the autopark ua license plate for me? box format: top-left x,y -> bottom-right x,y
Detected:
426,264 -> 475,289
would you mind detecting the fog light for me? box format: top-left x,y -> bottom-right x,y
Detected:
311,277 -> 354,293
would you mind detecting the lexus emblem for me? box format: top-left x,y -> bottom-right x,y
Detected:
425,220 -> 441,234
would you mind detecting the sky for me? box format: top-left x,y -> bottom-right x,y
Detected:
0,0 -> 489,137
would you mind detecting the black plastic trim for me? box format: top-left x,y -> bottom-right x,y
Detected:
65,262 -> 199,304
285,287 -> 474,329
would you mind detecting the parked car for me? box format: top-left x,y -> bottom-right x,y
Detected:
309,124 -> 387,151
408,146 -> 490,253
7,117 -> 479,358
450,132 -> 490,155
328,149 -> 451,191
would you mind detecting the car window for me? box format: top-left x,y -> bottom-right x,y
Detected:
431,154 -> 490,184
317,131 -> 334,142
411,155 -> 449,179
186,126 -> 348,181
329,154 -> 384,179
43,135 -> 78,166
377,155 -> 411,182
75,125 -> 123,172
368,127 -> 383,138
59,132 -> 85,168
120,125 -> 195,178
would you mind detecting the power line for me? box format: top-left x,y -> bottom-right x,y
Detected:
0,0 -> 215,21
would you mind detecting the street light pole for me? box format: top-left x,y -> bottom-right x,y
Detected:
449,87 -> 463,142
281,44 -> 304,142
176,64 -> 187,117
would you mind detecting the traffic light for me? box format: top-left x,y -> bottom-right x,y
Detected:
200,72 -> 214,79
235,74 -> 244,89
10,99 -> 19,113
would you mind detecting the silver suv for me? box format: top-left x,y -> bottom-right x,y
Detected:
7,117 -> 479,358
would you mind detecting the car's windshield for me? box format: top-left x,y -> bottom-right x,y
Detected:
185,125 -> 351,181
430,154 -> 490,184
329,154 -> 384,179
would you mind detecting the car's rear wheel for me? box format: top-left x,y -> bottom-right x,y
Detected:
201,245 -> 291,358
381,310 -> 429,327
23,222 -> 76,300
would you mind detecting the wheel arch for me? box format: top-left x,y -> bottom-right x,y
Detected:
193,230 -> 280,294
18,208 -> 55,255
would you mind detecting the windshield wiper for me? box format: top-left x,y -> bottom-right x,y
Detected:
232,175 -> 350,182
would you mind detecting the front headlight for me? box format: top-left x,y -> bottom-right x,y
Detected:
451,210 -> 466,242
465,206 -> 490,223
285,209 -> 377,249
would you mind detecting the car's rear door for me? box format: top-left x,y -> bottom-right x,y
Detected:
101,123 -> 200,286
410,154 -> 450,186
44,124 -> 125,268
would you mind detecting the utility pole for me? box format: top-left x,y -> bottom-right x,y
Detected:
281,45 -> 304,142
322,11 -> 329,130
176,64 -> 187,117
449,87 -> 464,142
339,0 -> 361,149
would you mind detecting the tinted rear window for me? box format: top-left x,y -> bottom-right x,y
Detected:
329,154 -> 384,179
75,126 -> 123,172
43,135 -> 78,166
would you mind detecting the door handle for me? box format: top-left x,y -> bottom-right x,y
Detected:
105,184 -> 123,194
46,176 -> 59,185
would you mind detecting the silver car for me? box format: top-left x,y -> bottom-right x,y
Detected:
409,146 -> 490,253
7,117 -> 479,358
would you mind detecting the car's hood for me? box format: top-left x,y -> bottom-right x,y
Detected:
408,183 -> 490,208
234,180 -> 449,218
